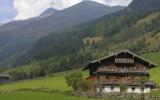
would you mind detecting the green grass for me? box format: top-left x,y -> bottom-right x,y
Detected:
142,52 -> 160,65
0,70 -> 91,100
0,72 -> 68,92
0,70 -> 88,92
141,52 -> 160,84
0,52 -> 160,100
150,67 -> 160,84
0,91 -> 99,100
0,91 -> 128,100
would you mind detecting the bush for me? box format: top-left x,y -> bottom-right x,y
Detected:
65,72 -> 83,91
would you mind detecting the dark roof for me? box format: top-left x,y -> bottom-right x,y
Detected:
83,50 -> 159,70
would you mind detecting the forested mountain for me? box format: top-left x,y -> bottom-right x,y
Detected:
0,1 -> 123,67
13,0 -> 160,72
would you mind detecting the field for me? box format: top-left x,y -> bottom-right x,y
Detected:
0,52 -> 160,100
0,72 -> 69,92
0,91 -> 100,100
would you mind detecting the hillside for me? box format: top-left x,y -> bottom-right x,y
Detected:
0,1 -> 123,67
142,52 -> 160,84
13,0 -> 160,74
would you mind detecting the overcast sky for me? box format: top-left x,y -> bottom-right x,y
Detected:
0,0 -> 133,23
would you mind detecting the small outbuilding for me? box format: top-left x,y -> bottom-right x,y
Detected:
0,74 -> 11,84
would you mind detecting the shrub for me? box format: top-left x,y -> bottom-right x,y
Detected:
65,72 -> 83,91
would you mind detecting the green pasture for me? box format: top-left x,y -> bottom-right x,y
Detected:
0,73 -> 68,92
0,91 -> 100,100
0,70 -> 88,92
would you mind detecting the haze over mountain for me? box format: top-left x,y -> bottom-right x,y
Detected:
0,0 -> 124,67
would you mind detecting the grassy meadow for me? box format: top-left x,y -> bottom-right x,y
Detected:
0,70 -> 88,92
0,91 -> 100,100
0,52 -> 160,100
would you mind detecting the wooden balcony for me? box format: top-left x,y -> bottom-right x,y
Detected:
98,79 -> 141,85
97,68 -> 149,74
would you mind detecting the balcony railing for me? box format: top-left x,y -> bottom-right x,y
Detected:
98,80 -> 141,85
98,68 -> 149,74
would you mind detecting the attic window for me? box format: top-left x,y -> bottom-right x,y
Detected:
115,58 -> 134,64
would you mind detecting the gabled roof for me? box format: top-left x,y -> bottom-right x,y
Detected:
83,50 -> 159,70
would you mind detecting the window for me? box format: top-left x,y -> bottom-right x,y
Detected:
132,87 -> 135,91
110,86 -> 114,90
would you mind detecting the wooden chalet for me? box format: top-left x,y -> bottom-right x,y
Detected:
0,74 -> 10,84
83,50 -> 158,93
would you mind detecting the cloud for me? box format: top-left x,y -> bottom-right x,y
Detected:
51,0 -> 82,9
13,0 -> 133,20
91,0 -> 133,6
13,0 -> 53,20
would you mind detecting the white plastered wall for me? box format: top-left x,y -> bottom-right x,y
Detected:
101,85 -> 151,93
103,86 -> 120,93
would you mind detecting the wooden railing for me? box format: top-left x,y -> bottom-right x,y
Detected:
98,79 -> 141,85
98,68 -> 149,74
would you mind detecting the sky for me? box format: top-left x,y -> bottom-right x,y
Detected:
0,0 -> 133,23
0,0 -> 17,23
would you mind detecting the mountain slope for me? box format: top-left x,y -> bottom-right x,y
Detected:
14,0 -> 160,71
0,1 -> 124,67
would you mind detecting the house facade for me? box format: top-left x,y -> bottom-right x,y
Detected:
83,50 -> 158,93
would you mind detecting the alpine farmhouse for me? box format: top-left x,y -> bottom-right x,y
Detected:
83,50 -> 158,93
